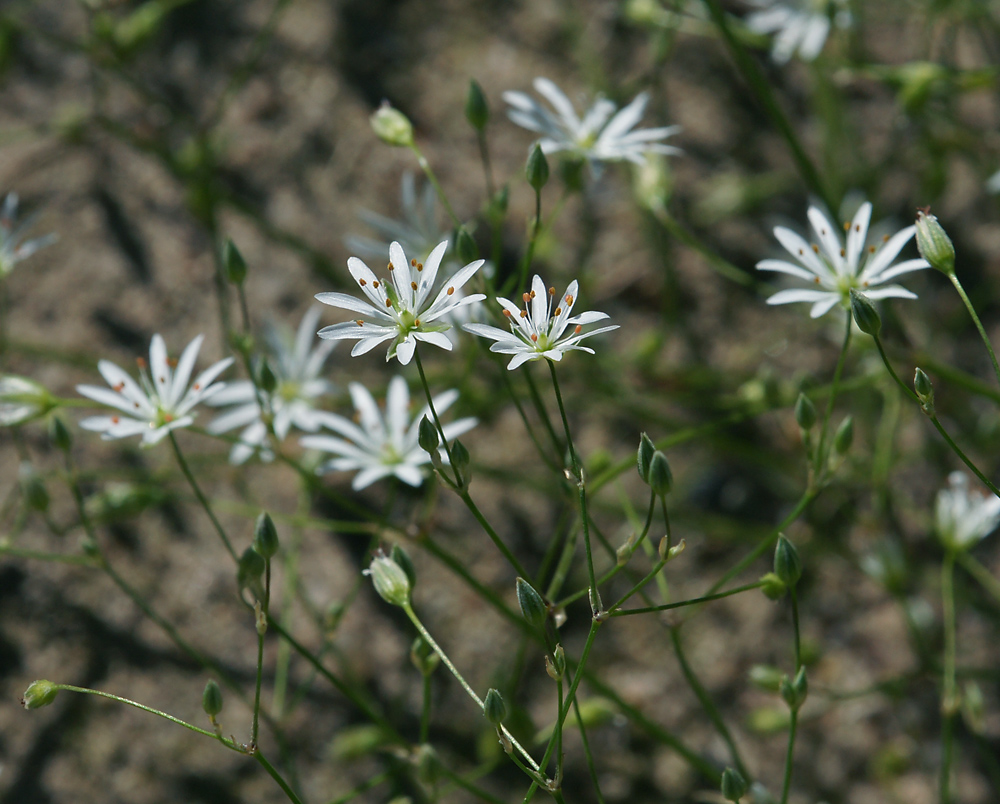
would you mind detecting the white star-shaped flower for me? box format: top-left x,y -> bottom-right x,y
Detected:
463,275 -> 618,370
206,307 -> 336,464
935,472 -> 1000,552
745,0 -> 851,64
0,375 -> 54,427
757,201 -> 930,319
0,192 -> 56,277
315,240 -> 485,365
77,334 -> 233,446
300,376 -> 477,490
503,78 -> 680,172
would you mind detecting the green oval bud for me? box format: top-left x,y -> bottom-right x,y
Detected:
794,393 -> 816,431
48,415 -> 73,452
850,289 -> 881,337
410,636 -> 440,676
253,512 -> 279,558
516,577 -> 548,628
915,210 -> 955,276
525,144 -> 549,192
483,688 -> 507,725
648,450 -> 673,496
780,666 -> 808,710
22,679 -> 60,709
202,679 -> 223,716
370,102 -> 414,147
833,415 -> 854,456
418,415 -> 440,454
367,553 -> 411,607
257,359 -> 277,395
759,572 -> 787,600
774,535 -> 802,588
721,767 -> 748,802
451,438 -> 471,478
637,432 -> 655,483
465,79 -> 489,131
456,227 -> 478,264
237,546 -> 266,591
914,368 -> 935,414
390,544 -> 417,589
223,239 -> 247,285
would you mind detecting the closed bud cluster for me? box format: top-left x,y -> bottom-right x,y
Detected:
370,102 -> 414,147
22,679 -> 60,709
367,553 -> 411,607
849,289 -> 882,337
721,767 -> 748,802
253,512 -> 279,559
202,679 -> 223,716
915,210 -> 955,276
516,577 -> 548,628
526,144 -> 550,192
483,688 -> 507,725
794,393 -> 816,430
773,535 -> 802,588
223,239 -> 247,285
465,79 -> 489,131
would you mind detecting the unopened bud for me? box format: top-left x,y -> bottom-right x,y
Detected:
637,432 -> 655,483
648,450 -> 673,496
48,415 -> 73,452
483,688 -> 507,725
253,512 -> 279,558
21,679 -> 60,709
0,375 -> 54,427
367,553 -> 411,607
749,664 -> 784,692
516,577 -> 548,628
371,102 -> 414,147
914,368 -> 935,414
525,144 -> 549,192
915,210 -> 955,276
465,79 -> 489,131
223,239 -> 247,285
410,636 -> 440,676
833,415 -> 854,456
794,393 -> 816,430
257,359 -> 277,395
237,546 -> 266,596
760,572 -> 787,600
391,544 -> 417,589
773,535 -> 802,588
451,438 -> 471,481
418,415 -> 439,454
721,767 -> 748,802
780,667 -> 808,710
850,289 -> 881,337
202,679 -> 223,716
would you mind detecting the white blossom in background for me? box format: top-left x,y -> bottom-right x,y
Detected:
745,0 -> 851,64
77,334 -> 233,446
315,240 -> 485,365
207,307 -> 336,464
344,173 -> 490,324
935,472 -> 1000,551
300,376 -> 477,490
757,201 -> 930,319
0,375 -> 53,426
503,78 -> 680,172
463,275 -> 618,370
0,192 -> 56,277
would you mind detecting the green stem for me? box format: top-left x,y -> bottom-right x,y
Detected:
940,550 -> 958,804
254,750 -> 307,804
410,144 -> 462,228
476,129 -> 496,202
251,563 -> 269,748
956,551 -> 1000,605
168,432 -> 237,561
949,273 -> 1000,388
413,347 -> 460,485
814,313 -> 852,484
548,360 -> 580,475
420,672 -> 432,743
572,697 -> 607,804
780,709 -> 799,804
325,771 -> 390,804
517,187 -> 543,293
791,587 -> 802,671
524,365 -> 563,459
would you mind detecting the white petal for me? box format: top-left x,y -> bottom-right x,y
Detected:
807,207 -> 845,275
766,288 -> 839,306
170,335 -> 204,408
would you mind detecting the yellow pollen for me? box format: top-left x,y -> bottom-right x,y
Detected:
411,258 -> 417,266
548,287 -> 555,295
503,309 -> 512,317
519,310 -> 528,318
839,248 -> 845,257
814,277 -> 820,284
554,307 -> 562,315
417,262 -> 423,270
385,299 -> 392,307
798,249 -> 804,255
811,244 -> 820,254
530,290 -> 536,299
565,294 -> 574,305
574,325 -> 582,334
411,281 -> 418,290
359,278 -> 367,286
373,280 -> 380,288
843,221 -> 850,231
447,287 -> 455,295
387,262 -> 394,271
356,319 -> 364,326
863,281 -> 870,287
855,224 -> 861,232
414,319 -> 420,326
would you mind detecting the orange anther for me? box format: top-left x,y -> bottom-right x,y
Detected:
447,287 -> 455,295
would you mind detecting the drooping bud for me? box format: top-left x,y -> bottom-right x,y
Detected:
914,368 -> 935,415
525,144 -> 549,192
465,79 -> 489,131
773,535 -> 802,588
516,577 -> 548,628
253,512 -> 279,559
915,210 -> 955,276
202,679 -> 223,716
648,450 -> 673,496
370,101 -> 414,147
483,688 -> 508,725
794,393 -> 816,431
410,636 -> 440,676
367,553 -> 411,607
833,416 -> 854,456
223,239 -> 247,285
637,432 -> 655,483
418,415 -> 440,454
721,767 -> 748,802
850,289 -> 881,337
21,679 -> 60,709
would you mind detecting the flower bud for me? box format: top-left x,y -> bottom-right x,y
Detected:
465,79 -> 489,131
915,210 -> 955,276
525,144 -> 549,192
223,238 -> 247,285
415,743 -> 442,787
411,636 -> 440,677
257,359 -> 277,395
637,432 -> 655,483
367,553 -> 411,607
749,664 -> 784,692
794,393 -> 816,430
759,572 -> 787,600
914,367 -> 935,414
773,535 -> 802,588
21,679 -> 60,709
850,289 -> 881,337
833,415 -> 854,456
202,679 -> 223,716
456,227 -> 478,264
253,512 -> 279,558
451,438 -> 471,480
648,450 -> 673,496
390,544 -> 417,589
721,767 -> 748,802
371,102 -> 414,147
48,415 -> 73,452
483,688 -> 507,725
516,577 -> 548,628
780,667 -> 808,710
0,375 -> 54,427
237,546 -> 266,595
418,415 -> 440,454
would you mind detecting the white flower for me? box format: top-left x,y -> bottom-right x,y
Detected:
344,173 -> 491,325
757,201 -> 930,319
462,275 -> 618,370
503,78 -> 680,171
77,334 -> 233,446
0,375 -> 54,426
206,307 -> 336,464
935,472 -> 1000,551
745,0 -> 851,64
315,241 -> 485,365
300,376 -> 476,490
0,192 -> 56,277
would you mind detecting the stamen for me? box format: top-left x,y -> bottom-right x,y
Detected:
839,248 -> 845,258
411,258 -> 417,266
137,358 -> 147,368
843,221 -> 850,231
503,309 -> 512,317
168,357 -> 178,368
359,278 -> 367,286
554,307 -> 562,315
112,416 -> 120,424
882,235 -> 890,242
193,384 -> 201,390
164,414 -> 174,423
411,281 -> 418,290
811,244 -> 820,254
530,290 -> 536,299
356,320 -> 364,326
158,376 -> 166,384
531,334 -> 538,342
519,310 -> 528,318
814,277 -> 821,284
113,382 -> 125,392
387,262 -> 394,271
574,325 -> 582,334
869,246 -> 876,253
447,287 -> 455,295
821,228 -> 827,235
134,402 -> 140,408
385,299 -> 393,307
414,319 -> 421,326
417,262 -> 423,271
565,294 -> 574,305
373,280 -> 380,288
855,224 -> 861,232
523,292 -> 531,303
798,249 -> 804,256
548,287 -> 555,295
